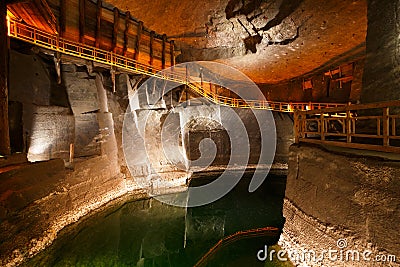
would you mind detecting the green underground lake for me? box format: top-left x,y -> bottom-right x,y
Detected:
24,170 -> 293,267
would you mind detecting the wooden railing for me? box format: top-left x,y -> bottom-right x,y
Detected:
294,100 -> 400,153
7,18 -> 345,112
194,226 -> 280,267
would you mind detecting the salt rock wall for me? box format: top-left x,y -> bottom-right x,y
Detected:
282,144 -> 400,266
9,51 -> 74,161
361,0 -> 400,103
2,52 -> 128,265
123,107 -> 189,194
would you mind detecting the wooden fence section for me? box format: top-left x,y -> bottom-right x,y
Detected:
294,100 -> 400,153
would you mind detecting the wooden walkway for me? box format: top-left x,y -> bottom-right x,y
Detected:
7,17 -> 345,112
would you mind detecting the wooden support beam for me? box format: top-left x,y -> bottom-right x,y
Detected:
111,7 -> 119,52
170,40 -> 175,66
79,0 -> 85,43
134,21 -> 143,61
383,107 -> 390,146
59,0 -> 66,37
161,34 -> 167,69
149,30 -> 154,67
94,0 -> 102,48
6,0 -> 32,4
0,1 -> 10,155
122,11 -> 130,56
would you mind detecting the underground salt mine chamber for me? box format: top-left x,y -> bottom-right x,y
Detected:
0,0 -> 399,266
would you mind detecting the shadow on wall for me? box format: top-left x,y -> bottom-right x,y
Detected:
8,50 -> 73,160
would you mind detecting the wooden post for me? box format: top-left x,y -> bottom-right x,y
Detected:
149,30 -> 154,67
59,0 -> 67,38
383,107 -> 390,146
320,113 -> 325,141
0,1 -> 10,155
170,40 -> 175,66
79,0 -> 85,43
94,0 -> 102,48
111,7 -> 119,53
69,143 -> 74,163
346,109 -> 352,143
162,34 -> 167,69
200,68 -> 203,86
294,111 -> 299,143
122,11 -> 130,56
134,21 -> 143,61
185,64 -> 189,83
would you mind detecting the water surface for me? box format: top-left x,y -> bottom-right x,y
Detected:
26,171 -> 289,266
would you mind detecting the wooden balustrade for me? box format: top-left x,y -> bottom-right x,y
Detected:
294,101 -> 400,153
7,17 -> 346,113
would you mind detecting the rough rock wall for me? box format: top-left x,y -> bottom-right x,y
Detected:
9,51 -> 74,160
361,0 -> 400,103
62,65 -> 101,158
282,144 -> 400,266
27,106 -> 74,162
0,157 -> 128,266
1,53 -> 129,265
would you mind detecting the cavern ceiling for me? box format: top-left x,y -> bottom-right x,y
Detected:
105,0 -> 367,84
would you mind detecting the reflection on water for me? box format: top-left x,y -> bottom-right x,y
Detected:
26,171 -> 290,267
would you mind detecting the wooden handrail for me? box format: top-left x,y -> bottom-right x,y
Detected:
295,100 -> 400,153
7,18 -> 346,112
194,226 -> 280,267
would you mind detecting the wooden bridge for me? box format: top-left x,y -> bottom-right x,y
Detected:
6,14 -> 344,112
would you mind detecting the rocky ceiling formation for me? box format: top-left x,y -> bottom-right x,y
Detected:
106,0 -> 367,84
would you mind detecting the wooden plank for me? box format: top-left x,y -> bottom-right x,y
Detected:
79,0 -> 85,43
94,0 -> 102,47
149,30 -> 154,67
320,114 -> 325,141
300,100 -> 400,115
134,21 -> 143,61
383,107 -> 389,146
346,109 -> 352,143
63,0 -> 79,42
59,0 -> 66,37
161,34 -> 166,69
298,139 -> 400,154
111,7 -> 119,52
122,11 -> 130,56
294,111 -> 299,143
170,40 -> 175,66
0,1 -> 10,155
